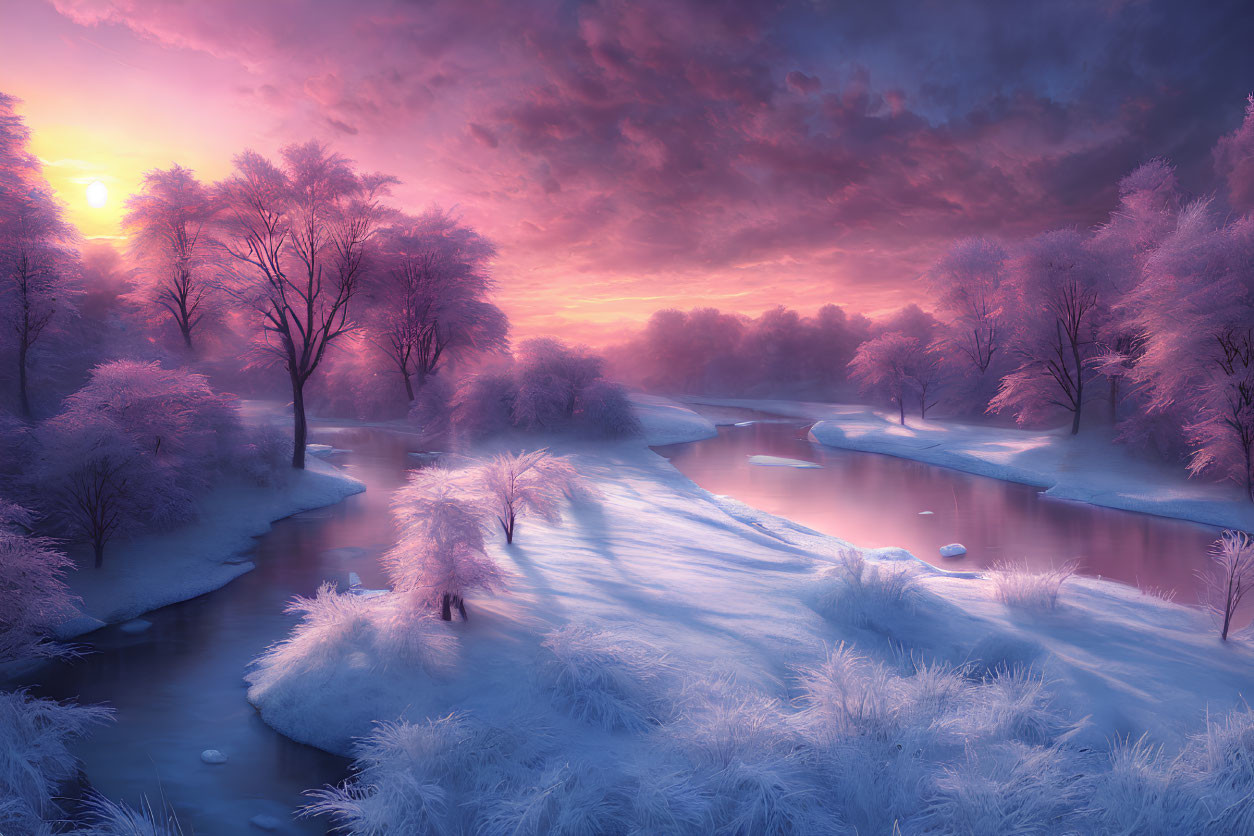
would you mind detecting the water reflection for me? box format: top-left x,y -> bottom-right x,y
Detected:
656,420 -> 1222,605
6,425 -> 422,835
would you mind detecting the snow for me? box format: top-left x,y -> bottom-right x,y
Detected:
686,397 -> 1254,532
630,393 -> 717,445
200,748 -> 228,764
55,457 -> 364,638
939,543 -> 967,558
747,455 -> 822,468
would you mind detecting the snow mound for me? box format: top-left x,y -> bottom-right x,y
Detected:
940,543 -> 967,558
747,455 -> 821,468
631,393 -> 717,445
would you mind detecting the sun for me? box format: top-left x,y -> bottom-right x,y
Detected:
86,179 -> 108,208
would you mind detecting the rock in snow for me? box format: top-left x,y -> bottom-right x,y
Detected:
200,749 -> 228,764
939,543 -> 967,558
250,814 -> 281,831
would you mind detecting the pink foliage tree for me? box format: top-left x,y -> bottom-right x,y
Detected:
123,164 -> 221,351
0,93 -> 79,418
385,468 -> 504,621
1128,201 -> 1254,500
1214,94 -> 1254,215
0,499 -> 75,663
480,449 -> 581,544
991,230 -> 1106,434
929,237 -> 1007,379
216,142 -> 394,468
368,208 -> 507,402
849,332 -> 927,425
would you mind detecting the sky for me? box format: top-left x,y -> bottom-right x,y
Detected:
1,0 -> 1252,344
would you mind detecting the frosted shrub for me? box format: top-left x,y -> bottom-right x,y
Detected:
576,379 -> 641,438
979,667 -> 1081,747
1087,736 -> 1193,835
0,500 -> 76,664
481,449 -> 583,544
0,690 -> 111,833
795,644 -> 903,744
540,624 -> 670,731
239,420 -> 293,487
813,548 -> 924,629
988,560 -> 1076,610
1178,707 -> 1254,831
478,762 -> 628,836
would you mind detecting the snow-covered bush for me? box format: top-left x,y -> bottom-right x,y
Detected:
0,690 -> 111,834
988,561 -> 1076,610
385,468 -> 505,620
409,372 -> 455,444
481,449 -> 583,544
576,379 -> 641,438
540,624 -> 671,730
812,549 -> 926,629
0,500 -> 75,663
451,370 -> 517,443
238,420 -> 293,487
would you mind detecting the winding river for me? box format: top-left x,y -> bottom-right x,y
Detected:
4,412 -> 1227,833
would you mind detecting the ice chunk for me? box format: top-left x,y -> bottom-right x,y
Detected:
734,421 -> 755,427
200,749 -> 228,764
747,455 -> 821,468
918,510 -> 934,515
250,814 -> 281,831
348,572 -> 362,588
939,543 -> 967,558
118,619 -> 152,634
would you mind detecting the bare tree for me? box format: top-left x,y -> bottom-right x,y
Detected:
216,142 -> 394,468
123,165 -> 220,351
1201,530 -> 1254,640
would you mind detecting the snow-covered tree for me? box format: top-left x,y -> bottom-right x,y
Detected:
0,500 -> 75,663
216,142 -> 394,468
452,369 -> 518,443
929,237 -> 1007,377
991,230 -> 1106,434
123,164 -> 221,351
849,332 -> 925,425
1202,530 -> 1254,640
577,379 -> 641,438
368,209 -> 507,402
385,468 -> 503,621
481,449 -> 581,544
1214,94 -> 1254,215
1127,202 -> 1254,500
512,338 -> 604,431
0,93 -> 79,418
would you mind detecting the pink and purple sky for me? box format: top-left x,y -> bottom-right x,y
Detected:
1,0 -> 1251,344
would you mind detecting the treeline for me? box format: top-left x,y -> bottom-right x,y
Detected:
620,98 -> 1254,501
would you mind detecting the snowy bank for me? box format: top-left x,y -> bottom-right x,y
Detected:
688,397 -> 1254,532
57,457 -> 364,637
630,393 -> 717,445
249,438 -> 1254,822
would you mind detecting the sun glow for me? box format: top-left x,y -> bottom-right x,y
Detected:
86,179 -> 108,208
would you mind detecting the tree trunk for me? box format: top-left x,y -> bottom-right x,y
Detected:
17,340 -> 30,418
1109,378 -> 1119,424
93,539 -> 104,569
291,375 -> 308,469
1245,442 -> 1252,504
180,323 -> 194,351
441,593 -> 452,622
457,597 -> 468,621
403,371 -> 415,403
505,512 -> 515,544
898,398 -> 905,426
1070,406 -> 1082,436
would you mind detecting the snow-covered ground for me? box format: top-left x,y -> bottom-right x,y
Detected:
687,397 -> 1254,532
56,457 -> 364,638
245,397 -> 1254,832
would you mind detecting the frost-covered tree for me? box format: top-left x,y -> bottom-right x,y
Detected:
0,93 -> 79,418
929,237 -> 1007,377
1202,530 -> 1254,640
0,500 -> 75,663
849,332 -> 925,425
386,468 -> 503,620
991,230 -> 1106,434
368,209 -> 507,402
123,164 -> 220,351
451,369 -> 518,443
577,379 -> 641,438
216,142 -> 394,468
1128,202 -> 1254,500
481,449 -> 581,544
1214,94 -> 1254,215
513,338 -> 604,431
